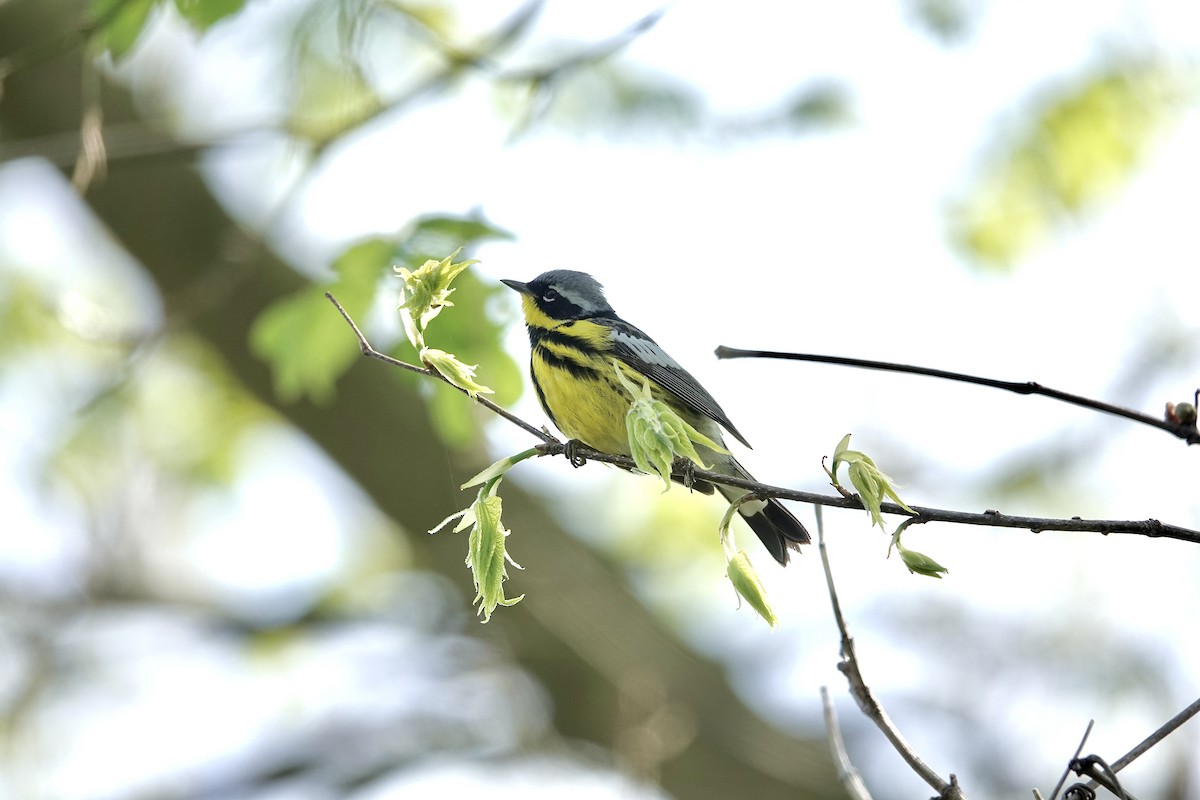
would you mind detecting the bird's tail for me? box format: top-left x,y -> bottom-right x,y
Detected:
712,457 -> 810,566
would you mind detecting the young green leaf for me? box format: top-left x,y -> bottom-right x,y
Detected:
460,447 -> 541,491
464,489 -> 524,622
419,347 -> 493,397
726,549 -> 778,628
890,531 -> 949,579
431,480 -> 524,622
828,434 -> 915,528
614,360 -> 727,489
395,249 -> 478,348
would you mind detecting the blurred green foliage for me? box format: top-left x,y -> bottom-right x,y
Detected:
173,0 -> 246,31
287,51 -> 383,144
950,61 -> 1189,268
250,237 -> 389,405
91,0 -> 157,58
91,0 -> 246,58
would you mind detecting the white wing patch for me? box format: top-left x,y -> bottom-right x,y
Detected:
610,328 -> 682,369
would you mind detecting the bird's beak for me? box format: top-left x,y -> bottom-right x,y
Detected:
501,278 -> 532,295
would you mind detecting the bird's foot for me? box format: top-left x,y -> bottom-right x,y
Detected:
674,456 -> 696,490
563,439 -> 588,468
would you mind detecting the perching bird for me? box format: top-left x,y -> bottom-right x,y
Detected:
501,270 -> 809,565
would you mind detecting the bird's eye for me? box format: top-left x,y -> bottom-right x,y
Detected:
542,288 -> 559,302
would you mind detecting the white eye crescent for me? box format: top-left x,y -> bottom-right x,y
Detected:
542,288 -> 560,302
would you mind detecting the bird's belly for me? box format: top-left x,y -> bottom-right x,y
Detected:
532,356 -> 634,455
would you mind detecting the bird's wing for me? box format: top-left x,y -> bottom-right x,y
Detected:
604,318 -> 752,448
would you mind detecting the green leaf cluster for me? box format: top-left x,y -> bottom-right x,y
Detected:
613,360 -> 727,491
827,434 -> 914,529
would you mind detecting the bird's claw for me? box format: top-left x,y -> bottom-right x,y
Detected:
563,439 -> 588,468
674,457 -> 696,490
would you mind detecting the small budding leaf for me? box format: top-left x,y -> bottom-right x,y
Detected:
727,549 -> 778,628
829,434 -> 914,528
420,347 -> 493,397
891,534 -> 949,579
614,360 -> 727,490
395,249 -> 478,347
460,447 -> 541,491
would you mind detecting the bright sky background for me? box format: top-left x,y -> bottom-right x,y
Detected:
2,0 -> 1200,797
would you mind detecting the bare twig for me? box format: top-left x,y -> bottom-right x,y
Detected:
70,39 -> 106,193
1070,754 -> 1131,800
1072,695 -> 1200,797
820,685 -> 873,800
1108,695 -> 1200,774
816,506 -> 966,799
1047,720 -> 1093,800
715,346 -> 1200,445
328,293 -> 1200,547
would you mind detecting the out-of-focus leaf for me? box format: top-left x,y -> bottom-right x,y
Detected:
382,1 -> 457,38
250,238 -> 395,404
905,0 -> 981,43
397,212 -> 514,269
55,335 -> 268,491
501,62 -> 702,135
287,53 -> 382,144
91,0 -> 158,59
173,0 -> 245,31
782,81 -> 853,128
0,279 -> 58,357
950,62 -> 1186,269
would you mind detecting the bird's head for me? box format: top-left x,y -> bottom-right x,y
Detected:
501,270 -> 615,325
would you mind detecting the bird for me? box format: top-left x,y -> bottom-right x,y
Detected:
501,269 -> 810,565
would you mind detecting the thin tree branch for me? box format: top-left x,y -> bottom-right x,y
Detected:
1072,695 -> 1200,797
820,687 -> 873,800
325,292 -> 555,445
1,3 -> 662,172
714,346 -> 1200,445
1047,720 -> 1093,800
817,507 -> 965,799
1109,695 -> 1200,773
1070,755 -> 1132,800
328,294 -> 1200,547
